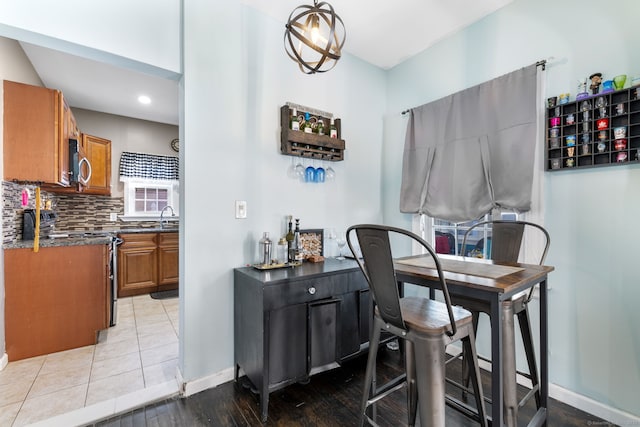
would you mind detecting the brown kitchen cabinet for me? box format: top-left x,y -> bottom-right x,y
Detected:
118,232 -> 178,297
3,80 -> 74,186
82,134 -> 112,195
4,244 -> 109,361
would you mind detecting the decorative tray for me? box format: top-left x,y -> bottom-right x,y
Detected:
252,261 -> 302,270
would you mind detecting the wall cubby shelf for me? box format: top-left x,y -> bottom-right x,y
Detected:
280,105 -> 345,161
546,85 -> 640,171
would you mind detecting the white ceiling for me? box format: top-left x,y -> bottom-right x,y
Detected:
19,0 -> 512,126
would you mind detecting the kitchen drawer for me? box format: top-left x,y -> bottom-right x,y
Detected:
119,233 -> 157,248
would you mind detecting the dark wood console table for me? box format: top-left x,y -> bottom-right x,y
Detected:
234,259 -> 370,422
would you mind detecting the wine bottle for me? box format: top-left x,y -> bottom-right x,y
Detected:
293,218 -> 303,261
304,112 -> 313,134
330,117 -> 338,138
317,119 -> 325,135
286,216 -> 294,262
290,108 -> 300,131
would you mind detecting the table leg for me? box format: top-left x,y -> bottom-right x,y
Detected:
490,297 -> 504,427
540,279 -> 549,426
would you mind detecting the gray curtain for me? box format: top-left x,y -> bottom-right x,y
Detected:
399,64 -> 538,222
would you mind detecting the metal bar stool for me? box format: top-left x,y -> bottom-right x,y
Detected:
348,224 -> 488,427
455,220 -> 550,426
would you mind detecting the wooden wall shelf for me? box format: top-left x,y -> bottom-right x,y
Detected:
280,105 -> 345,161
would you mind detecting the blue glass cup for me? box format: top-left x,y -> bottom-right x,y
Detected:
315,166 -> 325,183
305,165 -> 316,182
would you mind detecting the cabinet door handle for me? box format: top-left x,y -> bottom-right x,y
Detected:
79,157 -> 92,185
308,286 -> 316,295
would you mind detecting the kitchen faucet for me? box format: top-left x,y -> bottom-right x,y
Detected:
160,205 -> 175,229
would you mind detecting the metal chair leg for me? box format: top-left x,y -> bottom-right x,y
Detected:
405,341 -> 417,427
462,333 -> 488,427
462,311 -> 480,400
413,336 -> 446,427
502,302 -> 518,426
517,306 -> 541,408
361,318 -> 382,427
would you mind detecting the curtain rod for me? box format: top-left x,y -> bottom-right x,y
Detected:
401,59 -> 549,115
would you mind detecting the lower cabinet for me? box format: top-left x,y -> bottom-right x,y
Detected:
234,259 -> 370,422
4,244 -> 109,361
118,232 -> 178,297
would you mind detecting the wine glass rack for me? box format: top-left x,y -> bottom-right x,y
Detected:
280,105 -> 345,161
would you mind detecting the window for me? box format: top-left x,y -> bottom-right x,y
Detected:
423,210 -> 518,257
123,178 -> 179,220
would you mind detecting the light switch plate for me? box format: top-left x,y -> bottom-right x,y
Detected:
110,212 -> 118,221
235,200 -> 247,219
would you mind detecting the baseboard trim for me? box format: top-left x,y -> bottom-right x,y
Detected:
0,353 -> 8,371
180,366 -> 235,397
445,346 -> 640,425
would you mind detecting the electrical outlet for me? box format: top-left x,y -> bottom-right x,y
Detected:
235,201 -> 247,219
110,212 -> 118,222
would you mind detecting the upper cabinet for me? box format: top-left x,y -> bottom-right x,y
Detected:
3,80 -> 71,186
82,134 -> 112,195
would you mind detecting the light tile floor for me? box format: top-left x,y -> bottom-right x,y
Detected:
0,295 -> 179,427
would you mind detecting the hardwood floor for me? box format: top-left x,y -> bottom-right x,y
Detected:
91,346 -> 614,426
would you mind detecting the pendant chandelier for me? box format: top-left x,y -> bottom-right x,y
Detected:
284,0 -> 346,74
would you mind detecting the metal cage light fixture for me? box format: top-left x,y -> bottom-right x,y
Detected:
284,0 -> 346,74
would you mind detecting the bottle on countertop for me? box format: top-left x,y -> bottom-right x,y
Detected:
290,108 -> 300,131
286,216 -> 295,262
259,232 -> 272,265
293,218 -> 303,261
277,238 -> 288,264
329,117 -> 338,138
303,112 -> 313,134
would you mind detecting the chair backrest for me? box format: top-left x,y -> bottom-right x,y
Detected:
461,220 -> 550,265
347,224 -> 458,337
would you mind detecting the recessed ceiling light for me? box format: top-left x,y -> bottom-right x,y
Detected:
138,95 -> 151,105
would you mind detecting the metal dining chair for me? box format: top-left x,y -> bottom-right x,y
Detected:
455,220 -> 550,426
347,224 -> 487,427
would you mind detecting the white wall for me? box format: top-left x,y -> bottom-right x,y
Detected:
384,0 -> 640,419
0,0 -> 181,78
180,1 -> 385,380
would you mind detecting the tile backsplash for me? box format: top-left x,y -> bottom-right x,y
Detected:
2,181 -> 164,245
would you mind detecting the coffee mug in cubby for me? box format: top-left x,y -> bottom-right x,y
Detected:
550,128 -> 560,138
582,133 -> 590,143
616,103 -> 625,115
614,126 -> 626,139
614,139 -> 627,151
549,117 -> 561,127
617,152 -> 628,162
597,141 -> 607,153
581,144 -> 591,155
549,137 -> 560,149
566,135 -> 576,146
566,114 -> 575,125
566,158 -> 575,167
597,118 -> 609,130
598,130 -> 608,141
550,158 -> 561,169
567,146 -> 575,157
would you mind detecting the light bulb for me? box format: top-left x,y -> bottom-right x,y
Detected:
310,14 -> 320,45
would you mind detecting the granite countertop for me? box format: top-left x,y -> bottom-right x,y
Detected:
4,227 -> 178,250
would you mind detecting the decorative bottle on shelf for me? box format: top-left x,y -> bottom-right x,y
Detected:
290,108 -> 300,131
317,119 -> 325,135
330,117 -> 338,138
293,218 -> 303,261
286,216 -> 295,262
304,113 -> 313,133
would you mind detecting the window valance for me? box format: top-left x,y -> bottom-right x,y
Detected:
119,152 -> 179,181
399,64 -> 539,222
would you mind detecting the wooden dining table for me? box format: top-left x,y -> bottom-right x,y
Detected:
394,254 -> 554,427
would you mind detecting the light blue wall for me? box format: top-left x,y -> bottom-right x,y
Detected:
384,0 -> 640,417
181,1 -> 385,379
